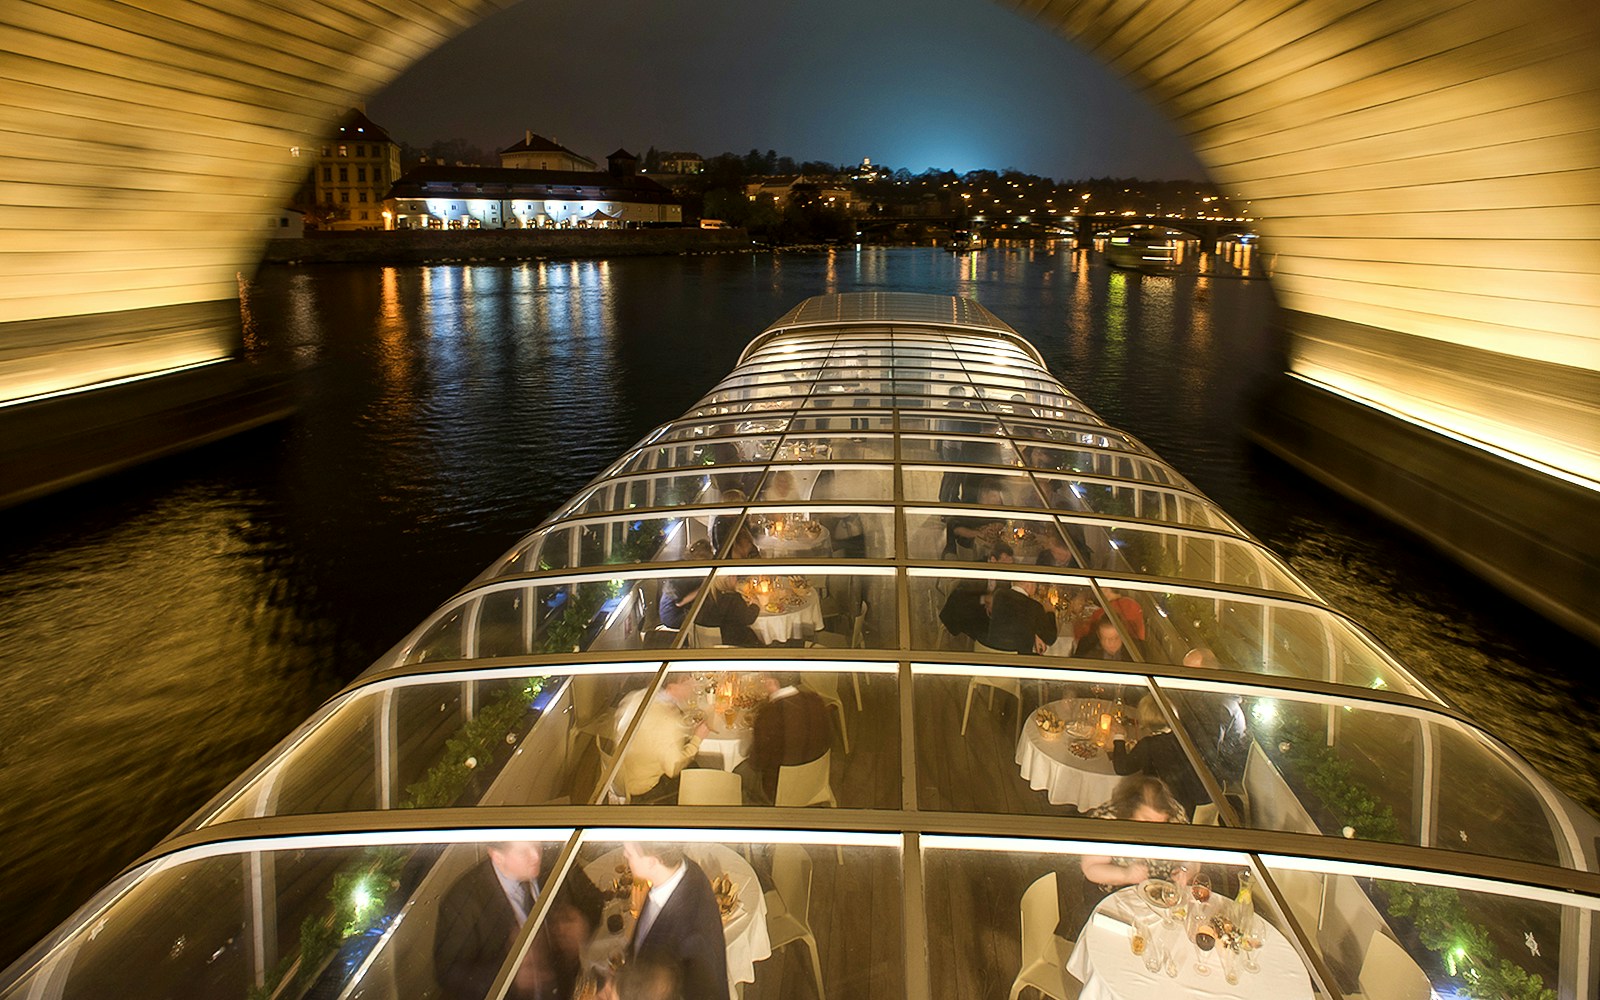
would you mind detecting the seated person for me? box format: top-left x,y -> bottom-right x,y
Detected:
1034,533 -> 1075,567
658,540 -> 714,629
734,671 -> 832,803
617,676 -> 708,803
1077,618 -> 1133,661
692,575 -> 764,647
622,843 -> 731,1000
434,841 -> 603,1000
1061,776 -> 1191,936
945,479 -> 1007,556
711,490 -> 762,559
986,577 -> 1058,654
1110,696 -> 1209,816
763,469 -> 801,502
1076,587 -> 1147,642
938,542 -> 1014,643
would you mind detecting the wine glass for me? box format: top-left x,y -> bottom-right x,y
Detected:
1240,914 -> 1264,973
1189,910 -> 1216,977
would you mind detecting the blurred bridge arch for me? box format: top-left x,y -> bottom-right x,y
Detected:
2,0 -> 1596,637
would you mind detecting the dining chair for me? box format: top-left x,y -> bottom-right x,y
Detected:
775,752 -> 842,863
677,768 -> 743,806
1345,929 -> 1432,1000
809,601 -> 867,710
1272,869 -> 1325,934
961,674 -> 1023,738
764,844 -> 826,1000
691,622 -> 722,648
1191,802 -> 1220,825
802,674 -> 851,754
594,750 -> 629,805
1007,872 -> 1080,1000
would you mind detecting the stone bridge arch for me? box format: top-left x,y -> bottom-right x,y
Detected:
2,0 -> 1596,637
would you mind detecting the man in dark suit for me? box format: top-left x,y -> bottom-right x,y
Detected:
622,843 -> 730,1000
986,578 -> 1058,654
433,841 -> 603,1000
735,671 -> 832,804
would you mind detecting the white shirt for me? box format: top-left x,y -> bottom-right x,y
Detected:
769,685 -> 799,702
635,862 -> 688,946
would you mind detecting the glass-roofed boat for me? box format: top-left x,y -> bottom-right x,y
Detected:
5,292 -> 1596,1000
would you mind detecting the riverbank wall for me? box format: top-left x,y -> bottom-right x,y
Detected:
260,227 -> 752,265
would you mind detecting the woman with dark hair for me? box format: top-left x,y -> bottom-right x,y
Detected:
1059,775 -> 1191,937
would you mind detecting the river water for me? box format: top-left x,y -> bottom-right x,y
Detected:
0,246 -> 1594,967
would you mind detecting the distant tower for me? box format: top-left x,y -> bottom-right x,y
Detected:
607,148 -> 639,177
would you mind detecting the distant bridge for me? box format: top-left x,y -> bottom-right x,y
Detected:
854,214 -> 1256,245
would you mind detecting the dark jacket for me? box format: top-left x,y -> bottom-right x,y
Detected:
630,858 -> 731,1000
695,590 -> 763,647
938,579 -> 990,641
433,855 -> 603,1000
986,586 -> 1058,654
747,689 -> 832,800
1110,730 -> 1209,815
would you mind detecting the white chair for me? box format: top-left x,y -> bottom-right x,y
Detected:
1191,802 -> 1220,825
765,845 -> 826,1000
975,639 -> 1018,656
1272,869 -> 1324,933
595,751 -> 629,805
961,674 -> 1023,737
810,602 -> 867,710
802,674 -> 851,754
691,622 -> 723,648
678,768 -> 743,806
1346,929 -> 1432,1000
776,752 -> 842,862
1008,872 -> 1079,1000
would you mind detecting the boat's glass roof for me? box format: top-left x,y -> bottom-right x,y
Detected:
6,294 -> 1596,1000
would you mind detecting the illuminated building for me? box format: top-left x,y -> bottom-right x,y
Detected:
385,151 -> 682,230
498,131 -> 600,172
297,108 -> 403,231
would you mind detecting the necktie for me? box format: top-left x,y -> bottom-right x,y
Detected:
634,894 -> 662,948
517,880 -> 537,923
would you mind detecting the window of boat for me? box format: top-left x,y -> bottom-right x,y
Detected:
618,437 -> 780,475
904,507 -> 1072,566
604,663 -> 901,809
899,433 -> 1023,467
1164,683 -> 1571,868
1058,520 -> 1310,596
564,468 -> 767,518
198,667 -> 657,825
713,507 -> 894,561
1097,582 -> 1429,695
405,572 -> 713,662
905,568 -> 1101,654
751,462 -> 896,502
648,416 -> 792,443
1252,856 -> 1576,1000
772,433 -> 897,462
919,838 -> 1319,1000
518,833 -> 905,998
681,567 -> 897,653
901,465 -> 1045,507
1036,474 -> 1239,532
1019,442 -> 1188,487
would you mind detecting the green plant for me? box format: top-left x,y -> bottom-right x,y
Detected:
540,583 -> 609,653
249,676 -> 547,1000
1265,720 -> 1552,1000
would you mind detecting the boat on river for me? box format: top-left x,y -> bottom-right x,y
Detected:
1103,225 -> 1179,272
4,293 -> 1596,1000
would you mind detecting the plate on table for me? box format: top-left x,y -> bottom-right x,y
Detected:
1140,878 -> 1182,910
1066,721 -> 1094,740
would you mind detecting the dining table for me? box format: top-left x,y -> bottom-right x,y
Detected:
1065,885 -> 1313,1000
1015,698 -> 1131,809
582,842 -> 773,995
750,517 -> 833,558
739,576 -> 825,644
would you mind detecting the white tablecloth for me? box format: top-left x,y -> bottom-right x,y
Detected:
583,843 -> 772,993
1065,887 -> 1312,1000
749,589 -> 824,644
696,713 -> 754,771
1015,699 -> 1124,808
753,525 -> 832,558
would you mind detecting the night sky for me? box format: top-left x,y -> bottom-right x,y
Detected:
368,0 -> 1209,182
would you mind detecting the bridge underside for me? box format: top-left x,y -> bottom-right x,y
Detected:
1,0 -> 1596,638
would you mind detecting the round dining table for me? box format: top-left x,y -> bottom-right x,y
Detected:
746,587 -> 824,645
695,710 -> 754,771
1065,886 -> 1313,1000
1014,699 -> 1127,809
752,521 -> 833,558
582,842 -> 773,995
